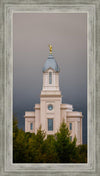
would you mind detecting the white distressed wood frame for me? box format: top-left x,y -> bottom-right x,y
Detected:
0,0 -> 99,176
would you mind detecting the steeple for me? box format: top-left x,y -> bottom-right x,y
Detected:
43,45 -> 60,73
41,46 -> 61,93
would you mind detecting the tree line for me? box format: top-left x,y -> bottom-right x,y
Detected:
13,117 -> 87,163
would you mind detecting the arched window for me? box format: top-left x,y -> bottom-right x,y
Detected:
49,72 -> 52,84
30,123 -> 33,130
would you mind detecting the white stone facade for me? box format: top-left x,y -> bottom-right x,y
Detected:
25,52 -> 83,145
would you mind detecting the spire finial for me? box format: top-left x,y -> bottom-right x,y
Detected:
48,44 -> 52,54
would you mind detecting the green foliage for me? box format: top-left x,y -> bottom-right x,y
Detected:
13,116 -> 18,138
13,118 -> 87,163
42,135 -> 59,163
55,121 -> 77,163
76,144 -> 87,163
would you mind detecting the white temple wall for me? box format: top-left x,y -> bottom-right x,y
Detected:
43,70 -> 59,91
35,108 -> 40,133
25,117 -> 35,133
67,117 -> 82,145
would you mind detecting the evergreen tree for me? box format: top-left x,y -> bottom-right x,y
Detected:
42,135 -> 59,163
55,121 -> 77,163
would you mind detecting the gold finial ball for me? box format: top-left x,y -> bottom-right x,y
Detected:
48,44 -> 52,54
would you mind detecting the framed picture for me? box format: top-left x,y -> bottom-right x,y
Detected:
0,0 -> 99,176
13,12 -> 87,163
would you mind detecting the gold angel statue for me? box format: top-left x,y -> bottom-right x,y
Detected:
48,44 -> 52,54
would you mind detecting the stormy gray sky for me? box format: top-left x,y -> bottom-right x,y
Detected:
13,13 -> 87,143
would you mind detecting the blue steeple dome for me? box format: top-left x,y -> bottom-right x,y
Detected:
42,53 -> 60,72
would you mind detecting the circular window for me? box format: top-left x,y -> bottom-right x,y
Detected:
48,104 -> 53,111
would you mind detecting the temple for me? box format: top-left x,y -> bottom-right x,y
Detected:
24,45 -> 83,145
